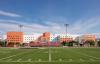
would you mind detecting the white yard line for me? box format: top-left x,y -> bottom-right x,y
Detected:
75,51 -> 100,60
0,50 -> 34,61
59,58 -> 62,61
79,58 -> 85,62
7,59 -> 12,61
17,59 -> 22,62
69,59 -> 73,62
67,49 -> 100,60
0,52 -> 25,60
28,59 -> 31,62
90,59 -> 95,61
49,48 -> 51,62
0,60 -> 100,62
38,59 -> 42,62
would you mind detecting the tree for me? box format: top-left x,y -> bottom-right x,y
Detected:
68,41 -> 78,46
85,40 -> 95,47
0,40 -> 7,47
68,41 -> 73,46
97,40 -> 100,47
0,40 -> 2,47
7,42 -> 14,47
61,41 -> 66,46
16,42 -> 21,47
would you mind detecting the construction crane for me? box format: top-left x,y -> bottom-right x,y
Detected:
0,21 -> 34,32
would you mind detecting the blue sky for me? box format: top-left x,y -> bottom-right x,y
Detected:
0,0 -> 100,34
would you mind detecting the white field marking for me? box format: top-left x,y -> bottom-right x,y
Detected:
28,59 -> 31,62
90,59 -> 95,61
75,51 -> 100,60
7,59 -> 12,61
39,48 -> 46,49
68,49 -> 100,60
0,51 -> 10,53
44,51 -> 48,53
79,58 -> 84,61
69,59 -> 73,62
38,59 -> 41,62
0,60 -> 100,62
17,59 -> 22,62
59,58 -> 62,61
49,48 -> 51,62
0,51 -> 29,60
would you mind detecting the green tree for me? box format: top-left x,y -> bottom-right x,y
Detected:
61,41 -> 66,46
7,42 -> 14,47
0,40 -> 2,46
97,40 -> 100,47
85,40 -> 95,47
68,41 -> 78,46
0,40 -> 7,47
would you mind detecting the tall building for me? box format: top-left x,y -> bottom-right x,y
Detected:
7,32 -> 23,45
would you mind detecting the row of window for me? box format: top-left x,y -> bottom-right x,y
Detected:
24,37 -> 34,38
24,39 -> 34,40
7,36 -> 21,37
8,38 -> 21,39
8,40 -> 21,42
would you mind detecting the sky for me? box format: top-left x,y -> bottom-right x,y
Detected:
0,0 -> 100,34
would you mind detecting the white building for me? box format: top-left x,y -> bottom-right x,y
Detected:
50,34 -> 76,42
59,34 -> 73,38
23,33 -> 42,43
50,34 -> 60,42
23,35 -> 34,43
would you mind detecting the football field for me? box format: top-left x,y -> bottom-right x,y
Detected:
0,47 -> 100,64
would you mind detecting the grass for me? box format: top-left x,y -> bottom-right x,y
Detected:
0,47 -> 100,64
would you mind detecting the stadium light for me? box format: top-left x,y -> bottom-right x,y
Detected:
65,24 -> 69,36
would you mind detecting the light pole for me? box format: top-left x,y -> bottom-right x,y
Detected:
65,24 -> 69,36
19,25 -> 23,32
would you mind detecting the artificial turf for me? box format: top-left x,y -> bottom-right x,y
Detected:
0,47 -> 100,64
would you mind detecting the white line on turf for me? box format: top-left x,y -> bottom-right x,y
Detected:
0,60 -> 100,62
69,59 -> 73,62
0,51 -> 31,61
68,49 -> 100,60
38,59 -> 41,62
28,59 -> 31,61
17,59 -> 22,62
76,51 -> 100,60
90,59 -> 95,61
49,48 -> 51,62
79,58 -> 84,61
7,59 -> 12,61
59,58 -> 62,61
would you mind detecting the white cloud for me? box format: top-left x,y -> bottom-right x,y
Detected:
0,20 -> 64,34
0,10 -> 21,17
69,17 -> 100,34
0,17 -> 100,34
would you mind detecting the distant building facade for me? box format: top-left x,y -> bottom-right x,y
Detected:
59,34 -> 73,42
7,32 -> 23,44
23,35 -> 34,43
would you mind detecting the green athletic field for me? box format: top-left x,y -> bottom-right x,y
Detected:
0,47 -> 100,64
